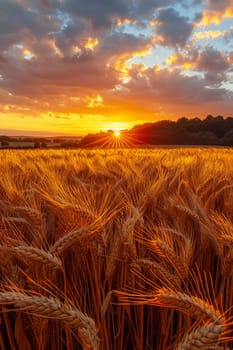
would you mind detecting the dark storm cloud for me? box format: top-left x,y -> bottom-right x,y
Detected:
154,8 -> 194,48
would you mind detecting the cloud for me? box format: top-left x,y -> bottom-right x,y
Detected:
99,64 -> 233,121
64,0 -> 175,30
197,47 -> 229,72
64,0 -> 128,29
197,47 -> 230,84
166,46 -> 231,84
153,8 -> 194,48
193,30 -> 227,40
0,29 -> 151,97
0,0 -> 232,133
201,0 -> 233,25
207,0 -> 232,12
126,65 -> 231,103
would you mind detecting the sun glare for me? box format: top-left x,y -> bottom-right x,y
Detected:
114,130 -> 121,137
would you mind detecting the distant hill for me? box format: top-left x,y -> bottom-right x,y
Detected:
79,115 -> 233,148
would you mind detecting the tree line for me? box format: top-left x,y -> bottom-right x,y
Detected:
79,115 -> 233,147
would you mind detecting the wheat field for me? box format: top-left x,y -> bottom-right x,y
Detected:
0,148 -> 233,349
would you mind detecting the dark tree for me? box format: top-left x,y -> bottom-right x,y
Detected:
1,141 -> 9,147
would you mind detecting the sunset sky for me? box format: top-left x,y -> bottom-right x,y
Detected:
0,0 -> 233,136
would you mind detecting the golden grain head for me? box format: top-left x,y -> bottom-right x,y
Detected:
0,148 -> 233,349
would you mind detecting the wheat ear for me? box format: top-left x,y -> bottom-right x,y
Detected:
150,240 -> 189,280
137,258 -> 181,289
105,234 -> 122,281
0,291 -> 100,349
155,288 -> 224,325
0,245 -> 62,270
11,206 -> 42,226
50,225 -> 92,255
176,322 -> 225,349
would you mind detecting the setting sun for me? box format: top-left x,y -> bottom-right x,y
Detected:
114,130 -> 121,137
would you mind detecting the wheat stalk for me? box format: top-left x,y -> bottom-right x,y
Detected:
105,233 -> 122,281
3,216 -> 29,225
222,249 -> 233,277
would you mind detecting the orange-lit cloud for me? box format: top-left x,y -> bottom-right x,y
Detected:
200,0 -> 233,26
84,37 -> 99,50
166,46 -> 230,70
0,0 -> 232,135
194,30 -> 227,40
201,8 -> 233,25
86,95 -> 103,108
